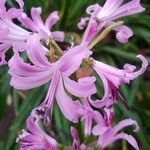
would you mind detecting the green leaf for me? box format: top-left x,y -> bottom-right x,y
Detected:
53,103 -> 71,145
4,86 -> 46,150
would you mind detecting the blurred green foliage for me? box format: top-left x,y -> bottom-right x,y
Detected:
0,0 -> 150,150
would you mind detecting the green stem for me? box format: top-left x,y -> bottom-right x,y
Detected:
88,21 -> 124,49
50,38 -> 63,56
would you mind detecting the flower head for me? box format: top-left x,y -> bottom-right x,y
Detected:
17,112 -> 58,150
9,33 -> 96,123
0,0 -> 64,66
89,55 -> 148,108
92,108 -> 140,150
96,0 -> 145,22
79,0 -> 145,44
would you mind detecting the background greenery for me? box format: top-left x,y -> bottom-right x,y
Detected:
0,0 -> 149,149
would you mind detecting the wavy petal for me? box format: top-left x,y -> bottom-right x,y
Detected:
10,70 -> 52,90
94,56 -> 148,86
92,124 -> 108,136
97,0 -> 144,22
30,7 -> 51,36
19,115 -> 58,150
51,31 -> 64,42
20,12 -> 37,31
110,133 -> 139,150
26,116 -> 42,135
27,34 -> 51,67
63,76 -> 96,98
15,0 -> 24,9
123,55 -> 148,83
6,8 -> 23,19
57,44 -> 92,76
0,0 -> 6,12
114,25 -> 133,43
108,0 -> 145,21
86,4 -> 101,15
97,0 -> 123,20
81,4 -> 104,44
56,76 -> 81,123
31,7 -> 43,25
92,111 -> 107,135
8,51 -> 47,76
88,70 -> 113,108
94,60 -> 125,84
45,11 -> 59,29
113,119 -> 139,135
42,71 -> 60,109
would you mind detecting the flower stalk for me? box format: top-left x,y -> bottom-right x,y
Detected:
88,21 -> 124,49
50,38 -> 63,56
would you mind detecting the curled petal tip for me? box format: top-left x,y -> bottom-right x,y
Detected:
15,0 -> 24,9
114,25 -> 133,43
127,119 -> 140,132
86,3 -> 100,15
136,54 -> 149,75
123,54 -> 148,82
78,17 -> 89,30
137,54 -> 149,68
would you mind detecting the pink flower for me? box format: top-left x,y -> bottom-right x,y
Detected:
0,0 -> 23,18
89,55 -> 148,108
113,25 -> 133,43
8,34 -> 96,123
96,0 -> 144,22
72,104 -> 140,150
92,108 -> 140,150
0,0 -> 64,66
79,4 -> 105,44
17,112 -> 58,150
0,0 -> 30,66
19,9 -> 64,43
79,0 -> 144,44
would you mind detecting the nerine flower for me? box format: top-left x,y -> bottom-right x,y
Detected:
19,8 -> 64,43
78,0 -> 145,44
17,112 -> 58,150
89,55 -> 148,108
72,105 -> 140,150
96,0 -> 145,22
9,34 -> 96,123
0,0 -> 30,65
0,0 -> 64,66
92,108 -> 140,150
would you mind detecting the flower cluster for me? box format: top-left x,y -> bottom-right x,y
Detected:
0,0 -> 148,150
